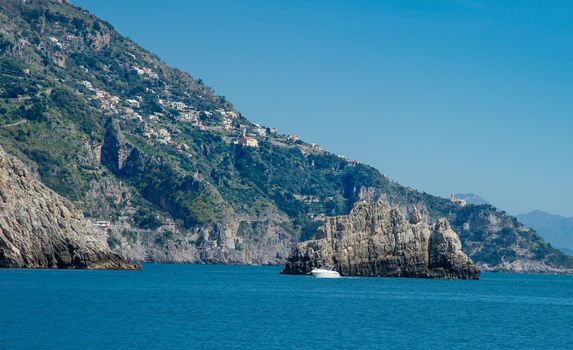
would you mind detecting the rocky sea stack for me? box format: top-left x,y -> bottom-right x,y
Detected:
0,146 -> 138,270
282,201 -> 480,279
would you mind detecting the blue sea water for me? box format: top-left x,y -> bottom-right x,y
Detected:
0,265 -> 572,350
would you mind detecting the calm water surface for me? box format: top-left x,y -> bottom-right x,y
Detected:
1,264 -> 572,349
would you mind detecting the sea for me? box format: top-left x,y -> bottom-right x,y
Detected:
1,264 -> 572,350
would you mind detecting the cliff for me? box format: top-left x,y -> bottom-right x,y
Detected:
0,146 -> 137,269
0,0 -> 571,272
283,202 -> 480,279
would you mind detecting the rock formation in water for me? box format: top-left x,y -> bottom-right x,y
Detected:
0,146 -> 138,269
282,201 -> 480,279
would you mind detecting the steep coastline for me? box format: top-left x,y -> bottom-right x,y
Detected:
0,146 -> 137,269
0,0 -> 570,273
283,201 -> 480,279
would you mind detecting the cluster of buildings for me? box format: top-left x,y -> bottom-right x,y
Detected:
214,108 -> 239,120
336,155 -> 363,165
310,143 -> 322,151
143,126 -> 172,144
159,99 -> 189,111
131,65 -> 159,79
78,76 -> 340,161
177,111 -> 198,122
159,99 -> 207,129
78,77 -> 331,157
80,80 -> 123,113
237,130 -> 259,148
287,134 -> 300,142
47,35 -> 78,50
221,118 -> 233,131
450,194 -> 467,207
252,123 -> 267,137
143,125 -> 192,157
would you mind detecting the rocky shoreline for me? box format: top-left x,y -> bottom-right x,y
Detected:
0,146 -> 138,270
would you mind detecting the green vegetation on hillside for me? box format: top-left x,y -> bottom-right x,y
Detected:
0,0 -> 570,270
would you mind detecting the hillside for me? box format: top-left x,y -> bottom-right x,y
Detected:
0,0 -> 571,272
517,210 -> 573,255
0,145 -> 136,269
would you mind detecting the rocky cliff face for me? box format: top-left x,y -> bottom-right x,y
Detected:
283,201 -> 480,279
99,121 -> 293,265
107,212 -> 294,266
0,146 -> 137,269
0,0 -> 570,273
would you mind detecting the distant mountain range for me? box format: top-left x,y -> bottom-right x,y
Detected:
517,210 -> 573,256
454,193 -> 490,206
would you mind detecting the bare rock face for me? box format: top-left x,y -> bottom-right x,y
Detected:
282,201 -> 480,279
0,146 -> 138,269
101,119 -> 136,174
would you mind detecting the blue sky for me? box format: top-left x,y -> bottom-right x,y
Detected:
73,0 -> 573,216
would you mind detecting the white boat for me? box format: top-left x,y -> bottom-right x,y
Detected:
310,268 -> 340,278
